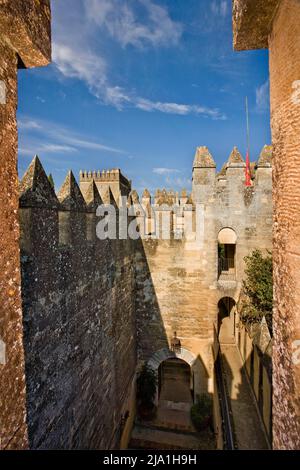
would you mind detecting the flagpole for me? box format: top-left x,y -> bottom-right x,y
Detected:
245,96 -> 251,186
246,96 -> 250,153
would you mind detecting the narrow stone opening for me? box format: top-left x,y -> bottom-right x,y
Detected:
158,358 -> 192,404
218,297 -> 236,344
218,228 -> 237,280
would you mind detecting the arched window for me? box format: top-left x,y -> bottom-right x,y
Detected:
218,228 -> 237,280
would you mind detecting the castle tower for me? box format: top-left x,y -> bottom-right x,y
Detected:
192,146 -> 216,204
79,169 -> 131,207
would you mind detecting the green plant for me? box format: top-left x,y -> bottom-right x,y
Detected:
191,394 -> 213,431
240,249 -> 273,332
136,364 -> 157,408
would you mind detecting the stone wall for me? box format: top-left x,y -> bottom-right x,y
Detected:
135,236 -> 216,394
135,146 -> 273,396
0,42 -> 28,451
235,316 -> 272,442
269,0 -> 300,449
0,0 -> 51,450
233,0 -> 300,449
19,157 -> 136,449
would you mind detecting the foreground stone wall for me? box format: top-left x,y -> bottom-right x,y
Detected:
0,0 -> 51,450
233,0 -> 300,449
0,41 -> 28,452
19,157 -> 136,449
269,0 -> 300,449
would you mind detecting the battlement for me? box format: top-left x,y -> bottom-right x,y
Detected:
138,145 -> 272,209
18,157 -> 137,450
79,167 -> 131,204
79,168 -> 131,188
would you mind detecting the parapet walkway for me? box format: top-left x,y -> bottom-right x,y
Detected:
220,344 -> 269,450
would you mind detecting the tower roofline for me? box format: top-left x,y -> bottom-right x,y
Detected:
193,146 -> 216,169
80,168 -> 131,189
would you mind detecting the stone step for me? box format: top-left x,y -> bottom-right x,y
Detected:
129,424 -> 203,450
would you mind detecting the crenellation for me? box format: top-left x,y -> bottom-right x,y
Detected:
7,142 -> 274,450
18,157 -> 136,449
1,0 -> 299,451
135,145 -> 272,402
19,155 -> 59,210
58,170 -> 87,212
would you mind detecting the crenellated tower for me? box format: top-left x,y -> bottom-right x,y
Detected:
79,168 -> 131,207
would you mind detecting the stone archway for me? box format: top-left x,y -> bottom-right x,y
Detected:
147,348 -> 199,406
158,358 -> 192,404
147,347 -> 197,370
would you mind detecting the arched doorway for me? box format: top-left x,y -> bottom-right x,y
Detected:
158,358 -> 193,404
145,348 -> 210,432
218,297 -> 236,344
147,347 -> 200,405
146,348 -> 200,431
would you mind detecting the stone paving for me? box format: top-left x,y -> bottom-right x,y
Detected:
130,360 -> 215,449
130,425 -> 214,450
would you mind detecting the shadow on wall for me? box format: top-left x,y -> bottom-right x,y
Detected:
134,235 -> 212,394
132,237 -> 215,449
134,237 -> 170,358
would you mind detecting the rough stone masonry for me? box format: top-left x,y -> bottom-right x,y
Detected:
134,146 -> 272,406
15,143 -> 272,449
0,0 -> 51,450
1,0 -> 297,451
18,157 -> 137,449
233,0 -> 300,450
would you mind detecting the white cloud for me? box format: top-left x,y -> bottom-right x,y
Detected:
18,116 -> 126,156
50,0 -> 226,119
53,43 -> 107,94
165,175 -> 191,188
18,119 -> 42,130
256,80 -> 270,112
211,0 -> 228,18
153,168 -> 181,175
53,43 -> 226,118
136,98 -> 226,119
36,96 -> 46,104
85,0 -> 183,48
19,143 -> 77,156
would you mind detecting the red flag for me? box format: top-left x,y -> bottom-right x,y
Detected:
245,150 -> 251,187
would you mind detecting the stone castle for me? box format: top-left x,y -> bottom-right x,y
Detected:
14,144 -> 272,449
1,0 -> 299,451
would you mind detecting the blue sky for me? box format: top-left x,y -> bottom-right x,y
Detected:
17,0 -> 271,194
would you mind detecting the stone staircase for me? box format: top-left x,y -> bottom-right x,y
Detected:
129,423 -> 210,450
